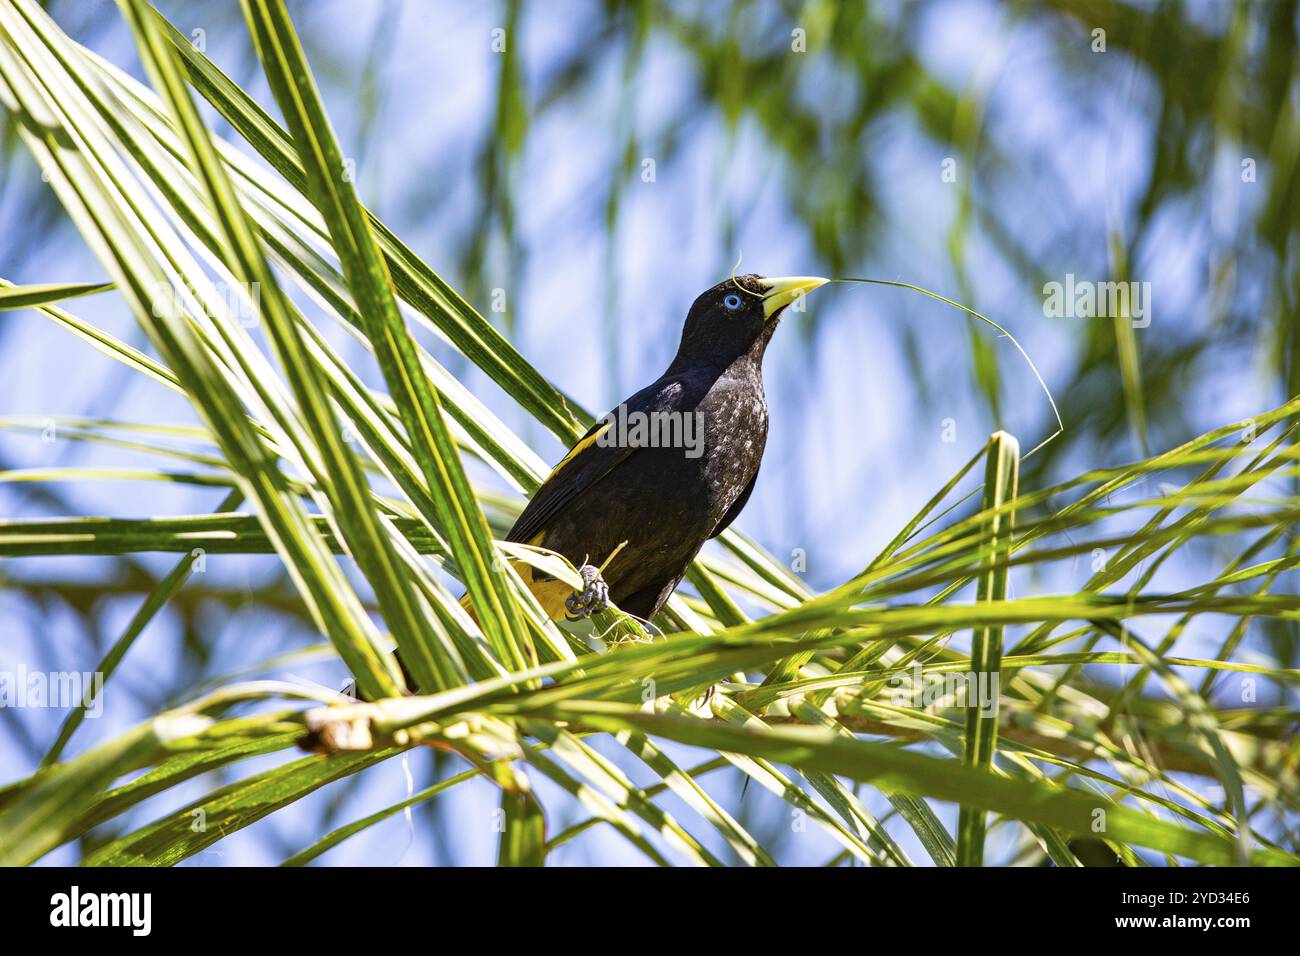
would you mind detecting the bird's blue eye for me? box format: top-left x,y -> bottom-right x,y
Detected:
723,294 -> 743,311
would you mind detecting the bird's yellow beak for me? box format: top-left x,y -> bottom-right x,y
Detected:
761,276 -> 829,318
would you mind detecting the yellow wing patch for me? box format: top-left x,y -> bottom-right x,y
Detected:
552,421 -> 611,474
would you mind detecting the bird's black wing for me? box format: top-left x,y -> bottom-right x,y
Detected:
506,374 -> 697,547
709,466 -> 758,538
506,419 -> 633,546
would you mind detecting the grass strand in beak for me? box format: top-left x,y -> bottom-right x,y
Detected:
829,277 -> 1064,461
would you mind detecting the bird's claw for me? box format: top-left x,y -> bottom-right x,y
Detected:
565,562 -> 610,620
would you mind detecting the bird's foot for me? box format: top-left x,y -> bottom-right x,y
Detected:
565,562 -> 610,620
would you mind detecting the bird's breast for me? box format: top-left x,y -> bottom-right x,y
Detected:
693,379 -> 767,499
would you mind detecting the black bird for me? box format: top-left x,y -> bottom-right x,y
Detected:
497,274 -> 827,622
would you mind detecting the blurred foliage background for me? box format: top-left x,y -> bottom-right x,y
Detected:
1,0 -> 1297,863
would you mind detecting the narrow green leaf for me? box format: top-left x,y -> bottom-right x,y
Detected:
0,279 -> 113,309
497,787 -> 547,867
282,769 -> 477,866
83,749 -> 400,866
957,430 -> 1019,865
0,713 -> 207,865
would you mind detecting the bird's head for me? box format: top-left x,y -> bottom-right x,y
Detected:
672,274 -> 828,370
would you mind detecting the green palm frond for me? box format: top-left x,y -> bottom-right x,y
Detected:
0,0 -> 1294,868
